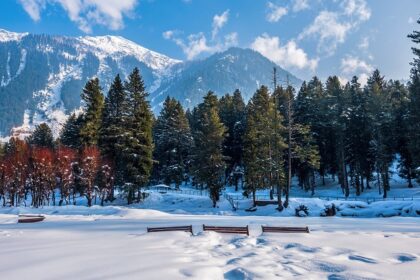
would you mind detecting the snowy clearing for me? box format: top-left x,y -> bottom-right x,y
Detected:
1,208 -> 420,280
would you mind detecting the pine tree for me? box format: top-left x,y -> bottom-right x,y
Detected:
346,77 -> 372,195
191,92 -> 226,207
388,80 -> 414,187
275,84 -> 319,203
367,70 -> 394,198
294,79 -> 323,194
407,17 -> 420,182
27,123 -> 54,148
325,76 -> 350,196
218,89 -> 246,189
59,113 -> 82,149
99,74 -> 128,188
79,78 -> 105,146
122,68 -> 154,204
244,86 -> 286,208
153,96 -> 192,187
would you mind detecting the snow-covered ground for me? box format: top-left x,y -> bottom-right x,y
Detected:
1,165 -> 419,279
1,208 -> 419,280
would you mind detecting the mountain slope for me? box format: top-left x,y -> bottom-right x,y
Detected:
0,29 -> 301,137
151,47 -> 301,110
0,29 -> 180,136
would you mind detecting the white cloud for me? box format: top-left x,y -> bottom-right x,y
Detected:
299,11 -> 352,55
341,56 -> 373,75
338,76 -> 349,85
224,32 -> 238,46
251,33 -> 318,71
292,0 -> 309,12
342,0 -> 371,22
340,55 -> 373,86
266,2 -> 288,23
162,30 -> 175,40
18,0 -> 137,33
212,10 -> 229,39
166,9 -> 236,60
299,0 -> 371,55
165,31 -> 238,60
18,0 -> 46,22
358,73 -> 369,86
358,36 -> 369,50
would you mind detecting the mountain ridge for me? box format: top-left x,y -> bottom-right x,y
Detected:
0,28 -> 301,138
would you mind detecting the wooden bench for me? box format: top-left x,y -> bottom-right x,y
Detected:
18,215 -> 45,223
255,200 -> 278,206
203,225 -> 249,236
261,226 -> 310,233
147,225 -> 193,234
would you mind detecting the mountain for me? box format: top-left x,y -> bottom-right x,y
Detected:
0,29 -> 301,137
151,47 -> 301,110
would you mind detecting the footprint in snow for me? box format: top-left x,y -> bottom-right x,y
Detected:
312,260 -> 346,273
284,242 -> 320,253
328,273 -> 378,280
224,267 -> 253,280
348,255 -> 378,264
396,254 -> 417,263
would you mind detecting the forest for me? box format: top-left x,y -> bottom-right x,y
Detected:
0,20 -> 419,209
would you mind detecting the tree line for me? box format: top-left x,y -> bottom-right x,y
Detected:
0,21 -> 419,208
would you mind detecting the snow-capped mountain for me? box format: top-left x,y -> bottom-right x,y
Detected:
0,29 -> 301,138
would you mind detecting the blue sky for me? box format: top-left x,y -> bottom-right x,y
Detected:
0,0 -> 418,83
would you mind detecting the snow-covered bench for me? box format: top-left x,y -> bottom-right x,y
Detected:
18,215 -> 45,223
261,226 -> 309,233
147,225 -> 193,234
203,225 -> 249,236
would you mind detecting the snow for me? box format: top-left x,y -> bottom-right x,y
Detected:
0,51 -> 11,87
0,29 -> 28,42
0,178 -> 419,279
78,35 -> 181,71
0,207 -> 419,280
15,48 -> 27,76
1,49 -> 27,87
31,63 -> 82,137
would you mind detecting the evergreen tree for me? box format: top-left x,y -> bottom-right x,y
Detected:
79,78 -> 105,146
325,76 -> 350,196
99,74 -> 128,187
388,80 -> 414,187
27,123 -> 54,148
191,92 -> 226,207
59,113 -> 82,149
153,96 -> 192,187
122,68 -> 154,204
294,79 -> 323,194
346,77 -> 372,195
275,85 -> 319,202
218,89 -> 246,189
244,86 -> 286,208
407,17 -> 420,182
367,70 -> 394,198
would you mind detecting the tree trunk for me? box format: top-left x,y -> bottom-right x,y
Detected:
408,168 -> 413,188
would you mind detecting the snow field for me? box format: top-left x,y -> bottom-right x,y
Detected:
1,210 -> 420,280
